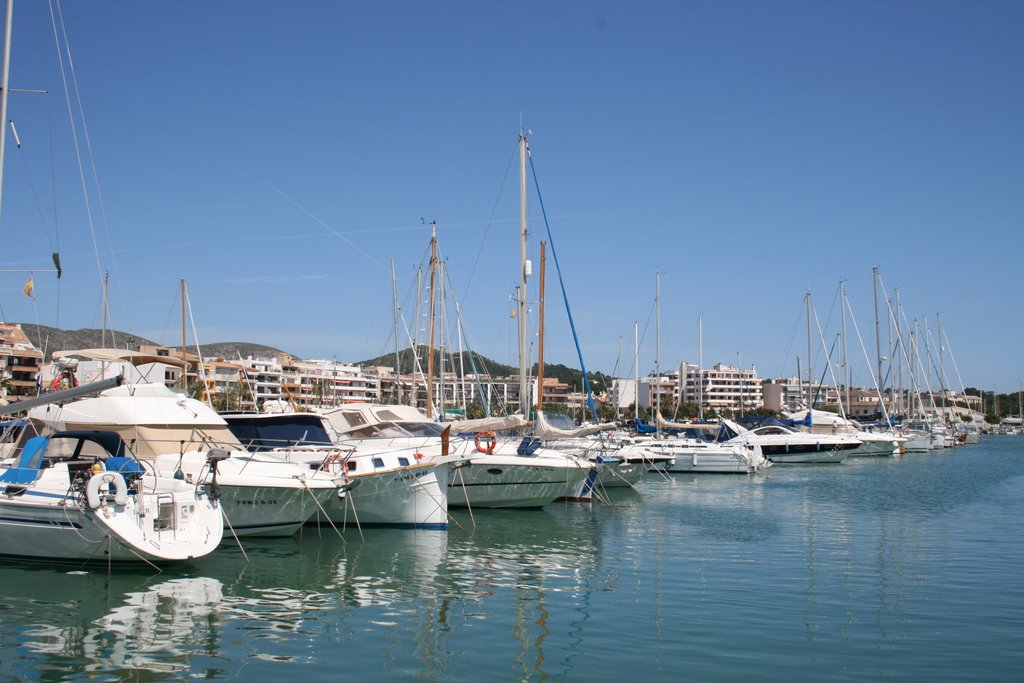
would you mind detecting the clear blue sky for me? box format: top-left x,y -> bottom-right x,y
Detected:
1,1 -> 1021,393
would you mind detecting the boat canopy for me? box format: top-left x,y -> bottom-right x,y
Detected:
534,410 -> 617,440
52,348 -> 189,369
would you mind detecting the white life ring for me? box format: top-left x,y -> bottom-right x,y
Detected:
86,471 -> 128,509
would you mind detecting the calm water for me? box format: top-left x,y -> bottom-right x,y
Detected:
2,437 -> 1023,682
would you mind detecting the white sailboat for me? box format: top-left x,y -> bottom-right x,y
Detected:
0,424 -> 222,564
437,134 -> 595,507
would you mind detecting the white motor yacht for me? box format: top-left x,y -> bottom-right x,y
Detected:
718,418 -> 861,464
28,383 -> 343,538
322,404 -> 595,509
222,411 -> 451,530
785,409 -> 905,457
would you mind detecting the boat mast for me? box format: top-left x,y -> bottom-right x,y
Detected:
457,301 -> 466,415
517,133 -> 530,419
634,321 -> 639,422
698,314 -> 704,421
938,313 -> 947,427
391,258 -> 402,404
101,272 -> 109,348
840,280 -> 850,411
805,291 -> 813,409
426,221 -> 438,419
536,240 -> 546,415
180,278 -> 187,388
873,266 -> 884,404
411,265 -> 422,407
655,271 -> 661,435
0,0 -> 12,219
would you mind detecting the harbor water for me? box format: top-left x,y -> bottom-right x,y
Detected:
2,437 -> 1022,682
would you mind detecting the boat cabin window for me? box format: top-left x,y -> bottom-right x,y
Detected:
399,423 -> 445,437
44,435 -> 118,460
755,427 -> 790,435
341,412 -> 368,428
346,461 -> 357,472
372,457 -> 385,469
398,457 -> 410,467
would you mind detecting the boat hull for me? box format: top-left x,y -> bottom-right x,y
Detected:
0,480 -> 222,564
449,457 -> 591,509
323,463 -> 449,530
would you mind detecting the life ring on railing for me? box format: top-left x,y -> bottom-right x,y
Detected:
320,451 -> 345,472
474,431 -> 497,455
86,471 -> 128,509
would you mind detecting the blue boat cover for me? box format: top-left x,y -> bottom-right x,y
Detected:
0,435 -> 50,485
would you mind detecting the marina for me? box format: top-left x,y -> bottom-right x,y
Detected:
1,2 -> 1023,680
0,437 -> 1021,681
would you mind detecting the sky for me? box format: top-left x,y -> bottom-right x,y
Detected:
0,0 -> 1021,393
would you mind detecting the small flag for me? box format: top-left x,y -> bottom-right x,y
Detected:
23,275 -> 34,300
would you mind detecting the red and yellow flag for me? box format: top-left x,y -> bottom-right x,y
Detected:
23,275 -> 34,300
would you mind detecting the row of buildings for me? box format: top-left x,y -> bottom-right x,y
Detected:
1,322 -> 981,420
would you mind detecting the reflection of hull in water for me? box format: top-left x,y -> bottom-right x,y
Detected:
8,571 -> 226,676
847,435 -> 903,457
762,446 -> 850,464
596,460 -> 648,487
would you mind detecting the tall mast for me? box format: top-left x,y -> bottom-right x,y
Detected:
805,291 -> 813,409
698,315 -> 704,421
411,266 -> 422,407
634,321 -> 639,422
655,271 -> 661,434
873,266 -> 884,400
840,280 -> 849,411
517,133 -> 530,418
101,272 -> 109,348
391,258 -> 402,404
426,221 -> 438,419
536,240 -> 546,415
457,300 -> 466,415
0,0 -> 13,219
938,313 -> 947,425
180,278 -> 187,388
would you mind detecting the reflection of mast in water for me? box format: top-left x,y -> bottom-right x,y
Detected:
512,585 -> 551,680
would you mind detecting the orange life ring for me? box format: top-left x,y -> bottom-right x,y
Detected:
320,451 -> 345,472
474,431 -> 496,455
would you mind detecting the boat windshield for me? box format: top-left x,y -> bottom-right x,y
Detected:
349,422 -> 446,439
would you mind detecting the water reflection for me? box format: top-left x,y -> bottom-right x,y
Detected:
2,443 -> 1019,682
0,568 -> 226,678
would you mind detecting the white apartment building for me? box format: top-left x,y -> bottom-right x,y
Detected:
678,362 -> 763,413
237,356 -> 284,409
275,354 -> 372,410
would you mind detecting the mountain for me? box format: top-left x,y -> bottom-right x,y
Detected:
198,342 -> 290,361
14,324 -> 158,355
358,346 -> 612,394
10,323 -> 288,361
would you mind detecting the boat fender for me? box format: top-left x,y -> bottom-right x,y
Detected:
86,471 -> 128,509
474,431 -> 496,455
